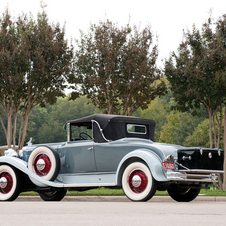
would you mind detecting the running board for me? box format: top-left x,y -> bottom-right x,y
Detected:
56,172 -> 117,188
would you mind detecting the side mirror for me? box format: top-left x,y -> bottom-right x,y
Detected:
63,124 -> 67,130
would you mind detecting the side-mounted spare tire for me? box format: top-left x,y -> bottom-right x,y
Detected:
28,146 -> 60,181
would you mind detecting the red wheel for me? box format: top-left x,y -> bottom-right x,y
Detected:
122,162 -> 157,201
0,171 -> 13,194
0,165 -> 21,201
33,153 -> 52,177
28,146 -> 60,181
128,169 -> 148,194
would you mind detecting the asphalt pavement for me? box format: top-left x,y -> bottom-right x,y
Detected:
16,195 -> 226,202
3,199 -> 226,226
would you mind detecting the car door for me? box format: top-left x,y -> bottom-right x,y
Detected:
58,140 -> 97,174
93,142 -> 132,172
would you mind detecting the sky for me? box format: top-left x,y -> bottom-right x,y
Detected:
1,0 -> 226,68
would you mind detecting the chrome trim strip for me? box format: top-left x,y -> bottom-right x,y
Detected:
63,183 -> 116,188
179,169 -> 224,174
58,172 -> 116,177
67,123 -> 70,142
175,161 -> 190,170
168,178 -> 217,183
91,120 -> 111,142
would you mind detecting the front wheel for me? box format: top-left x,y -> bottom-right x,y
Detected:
0,165 -> 21,201
122,162 -> 157,202
167,185 -> 200,202
39,189 -> 67,201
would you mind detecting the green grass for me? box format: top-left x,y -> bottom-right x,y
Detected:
199,186 -> 226,196
20,186 -> 226,197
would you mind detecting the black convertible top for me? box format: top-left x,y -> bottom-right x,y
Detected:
67,114 -> 156,143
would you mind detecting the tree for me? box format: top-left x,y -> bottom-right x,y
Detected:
184,119 -> 212,148
159,111 -> 181,144
68,20 -> 166,116
0,7 -> 74,149
165,22 -> 226,148
26,96 -> 98,144
164,15 -> 226,189
140,97 -> 170,141
159,111 -> 206,145
0,9 -> 28,149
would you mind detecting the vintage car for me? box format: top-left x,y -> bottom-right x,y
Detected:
0,114 -> 224,202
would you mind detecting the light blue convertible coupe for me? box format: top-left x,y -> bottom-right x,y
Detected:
0,114 -> 224,201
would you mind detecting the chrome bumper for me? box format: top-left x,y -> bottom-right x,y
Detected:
166,170 -> 223,183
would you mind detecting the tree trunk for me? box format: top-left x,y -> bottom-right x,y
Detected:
18,110 -> 30,150
223,107 -> 226,190
0,112 -> 7,140
18,116 -> 25,150
6,111 -> 12,149
212,113 -> 217,148
13,113 -> 17,150
208,108 -> 213,148
217,106 -> 223,149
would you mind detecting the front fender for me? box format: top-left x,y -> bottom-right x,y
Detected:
116,149 -> 167,185
0,156 -> 63,188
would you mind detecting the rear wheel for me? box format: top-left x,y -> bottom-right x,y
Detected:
39,189 -> 67,201
28,146 -> 60,181
122,162 -> 157,202
167,185 -> 200,202
0,165 -> 21,201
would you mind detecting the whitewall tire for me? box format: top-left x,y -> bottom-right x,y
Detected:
28,146 -> 60,181
0,165 -> 21,201
122,162 -> 157,202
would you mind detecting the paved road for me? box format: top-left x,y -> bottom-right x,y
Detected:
0,197 -> 226,226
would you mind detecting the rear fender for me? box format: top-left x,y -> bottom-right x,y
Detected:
0,156 -> 63,188
116,149 -> 167,186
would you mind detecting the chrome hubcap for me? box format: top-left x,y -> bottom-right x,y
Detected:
131,175 -> 141,188
36,159 -> 46,171
0,177 -> 7,189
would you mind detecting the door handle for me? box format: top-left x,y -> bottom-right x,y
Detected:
88,147 -> 93,151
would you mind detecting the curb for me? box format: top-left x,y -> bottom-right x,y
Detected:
16,195 -> 226,202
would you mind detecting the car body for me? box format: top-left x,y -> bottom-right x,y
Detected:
0,114 -> 224,202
